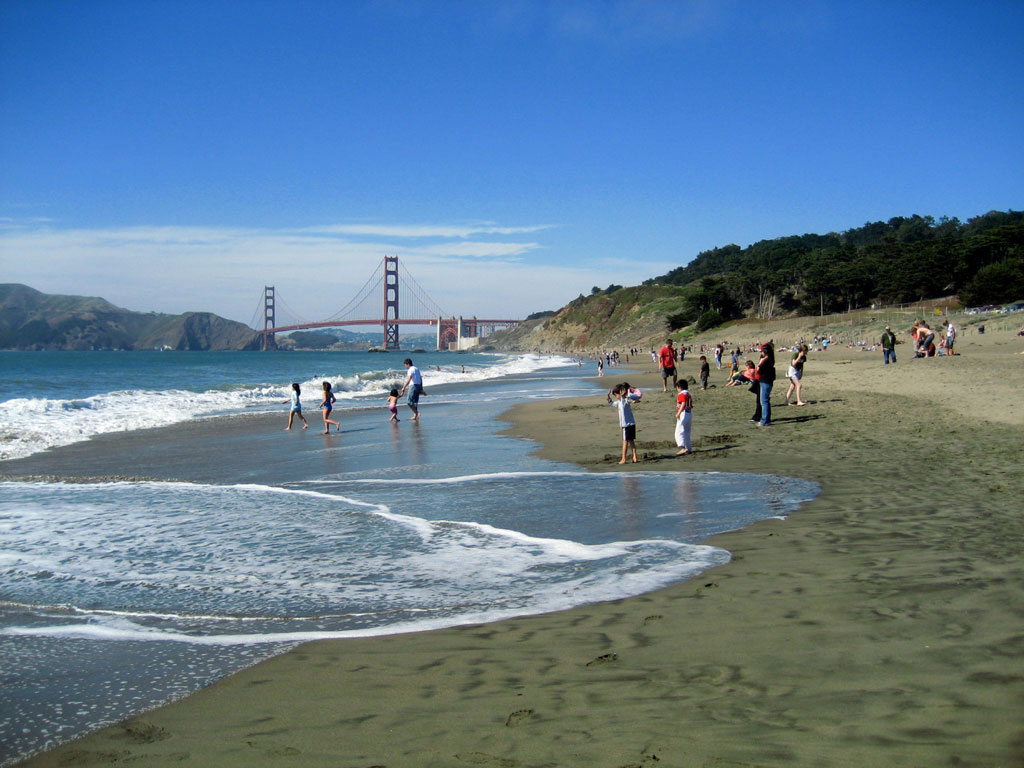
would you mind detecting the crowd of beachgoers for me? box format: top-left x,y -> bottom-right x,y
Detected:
568,315 -> 1024,462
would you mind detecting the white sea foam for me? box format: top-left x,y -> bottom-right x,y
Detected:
301,470 -> 590,485
2,537 -> 724,647
0,353 -> 573,461
0,478 -> 730,646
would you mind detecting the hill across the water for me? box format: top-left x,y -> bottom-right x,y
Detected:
0,284 -> 261,351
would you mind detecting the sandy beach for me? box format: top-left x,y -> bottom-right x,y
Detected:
13,325 -> 1024,767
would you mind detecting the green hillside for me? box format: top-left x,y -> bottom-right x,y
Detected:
491,209 -> 1023,353
650,210 -> 1023,324
0,284 -> 261,350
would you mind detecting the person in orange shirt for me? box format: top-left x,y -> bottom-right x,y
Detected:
658,338 -> 678,392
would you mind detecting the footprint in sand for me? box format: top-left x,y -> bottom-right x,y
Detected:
59,750 -> 131,763
455,752 -> 520,767
245,739 -> 301,756
942,622 -> 971,638
505,708 -> 535,727
586,652 -> 619,667
616,748 -> 664,768
680,664 -> 737,686
120,720 -> 171,743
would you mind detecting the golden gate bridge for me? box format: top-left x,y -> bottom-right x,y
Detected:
251,256 -> 521,351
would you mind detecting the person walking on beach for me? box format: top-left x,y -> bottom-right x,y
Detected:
284,382 -> 309,430
784,343 -> 808,406
756,342 -> 776,427
674,379 -> 693,456
320,381 -> 340,433
658,339 -> 677,392
387,388 -> 400,423
400,358 -> 424,421
608,383 -> 638,464
698,355 -> 710,390
881,326 -> 897,365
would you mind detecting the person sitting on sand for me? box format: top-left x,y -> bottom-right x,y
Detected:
727,359 -> 756,386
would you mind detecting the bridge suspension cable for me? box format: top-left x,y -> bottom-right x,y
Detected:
247,291 -> 266,331
399,261 -> 450,318
323,256 -> 386,322
273,291 -> 313,327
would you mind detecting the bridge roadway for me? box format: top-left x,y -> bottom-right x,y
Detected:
263,318 -> 520,334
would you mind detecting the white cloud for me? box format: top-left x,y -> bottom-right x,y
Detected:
301,223 -> 553,239
416,241 -> 542,259
0,216 -> 56,226
1,220 -> 651,323
461,0 -> 733,45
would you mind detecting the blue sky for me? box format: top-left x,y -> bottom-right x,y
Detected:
1,0 -> 1022,324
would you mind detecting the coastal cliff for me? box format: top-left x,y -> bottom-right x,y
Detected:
0,284 -> 261,350
489,284 -> 689,353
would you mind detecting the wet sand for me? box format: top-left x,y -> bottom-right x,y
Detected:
14,326 -> 1024,767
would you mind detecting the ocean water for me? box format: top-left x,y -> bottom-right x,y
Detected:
0,349 -> 571,462
0,350 -> 818,765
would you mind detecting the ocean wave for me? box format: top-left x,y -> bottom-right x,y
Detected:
0,353 -> 574,461
0,478 -> 730,645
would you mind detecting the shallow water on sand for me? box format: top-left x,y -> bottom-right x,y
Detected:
0,356 -> 817,765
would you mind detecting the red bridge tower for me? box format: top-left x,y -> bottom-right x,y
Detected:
383,256 -> 400,350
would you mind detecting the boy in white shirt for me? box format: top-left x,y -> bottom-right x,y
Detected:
608,383 -> 638,464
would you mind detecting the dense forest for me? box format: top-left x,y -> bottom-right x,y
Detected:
647,210 -> 1024,330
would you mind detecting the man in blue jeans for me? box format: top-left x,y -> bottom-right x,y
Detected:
756,342 -> 775,427
400,358 -> 425,421
881,326 -> 897,365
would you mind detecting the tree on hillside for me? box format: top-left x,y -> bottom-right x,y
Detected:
959,259 -> 1024,306
645,209 -> 1022,317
